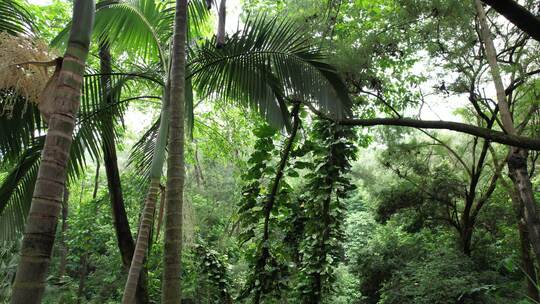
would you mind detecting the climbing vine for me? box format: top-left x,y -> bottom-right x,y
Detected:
237,113 -> 358,304
194,243 -> 233,304
296,120 -> 358,303
237,103 -> 303,302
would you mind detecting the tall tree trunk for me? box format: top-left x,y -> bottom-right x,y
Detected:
123,83 -> 170,303
460,225 -> 474,256
10,1 -> 95,303
216,0 -> 226,47
502,174 -> 540,302
162,0 -> 188,302
519,214 -> 540,302
475,0 -> 540,263
98,42 -> 149,304
58,187 -> 69,278
122,180 -> 160,303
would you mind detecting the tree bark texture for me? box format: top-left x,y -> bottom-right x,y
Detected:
162,0 -> 188,302
10,1 -> 95,303
122,179 -> 160,303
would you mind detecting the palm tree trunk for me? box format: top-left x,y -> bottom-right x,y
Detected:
122,179 -> 160,303
58,187 -> 69,278
162,0 -> 188,302
475,0 -> 540,262
99,41 -> 150,304
123,84 -> 170,303
10,1 -> 95,303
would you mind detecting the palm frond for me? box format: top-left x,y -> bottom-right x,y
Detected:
0,91 -> 44,162
187,0 -> 212,39
0,136 -> 41,241
188,15 -> 353,128
95,0 -> 170,61
52,0 -> 211,65
0,71 -> 161,240
127,117 -> 160,182
0,0 -> 34,36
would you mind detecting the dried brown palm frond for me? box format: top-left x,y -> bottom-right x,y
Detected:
0,32 -> 55,118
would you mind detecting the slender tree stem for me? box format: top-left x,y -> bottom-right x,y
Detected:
123,83 -> 170,302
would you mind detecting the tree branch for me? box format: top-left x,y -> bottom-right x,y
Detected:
481,0 -> 540,43
340,117 -> 540,150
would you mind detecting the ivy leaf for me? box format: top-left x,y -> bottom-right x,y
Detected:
253,125 -> 277,138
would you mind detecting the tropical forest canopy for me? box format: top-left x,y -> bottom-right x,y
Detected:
1,0 -> 540,303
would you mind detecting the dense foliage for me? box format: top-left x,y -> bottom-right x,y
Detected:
1,0 -> 540,303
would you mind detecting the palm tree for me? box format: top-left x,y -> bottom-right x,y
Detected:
9,0 -> 95,303
0,67 -> 160,241
162,0 -> 188,301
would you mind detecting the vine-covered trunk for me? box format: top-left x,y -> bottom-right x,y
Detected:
99,42 -> 149,304
162,0 -> 188,302
253,103 -> 301,304
475,0 -> 540,263
298,121 -> 357,303
10,1 -> 95,302
123,84 -> 170,303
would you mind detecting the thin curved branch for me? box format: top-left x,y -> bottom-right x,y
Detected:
418,129 -> 473,177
